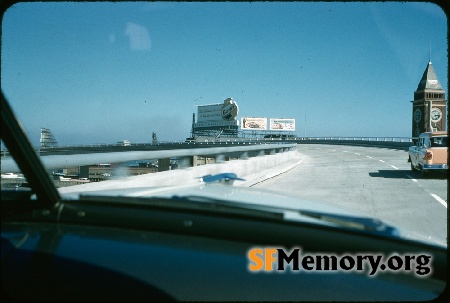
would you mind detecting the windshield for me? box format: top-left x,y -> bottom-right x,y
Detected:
1,1 -> 447,249
0,141 -> 27,191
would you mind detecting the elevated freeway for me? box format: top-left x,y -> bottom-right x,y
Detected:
54,142 -> 446,246
0,136 -> 413,159
5,136 -> 444,246
250,145 -> 447,246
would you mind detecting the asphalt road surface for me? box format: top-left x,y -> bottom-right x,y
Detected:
253,144 -> 447,246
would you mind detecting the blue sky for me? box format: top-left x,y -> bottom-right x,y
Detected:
1,1 -> 448,146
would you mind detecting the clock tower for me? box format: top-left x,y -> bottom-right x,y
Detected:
411,61 -> 447,138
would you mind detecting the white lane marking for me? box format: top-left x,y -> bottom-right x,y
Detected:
390,165 -> 399,170
366,156 -> 372,158
406,175 -> 418,182
379,160 -> 385,163
355,153 -> 360,155
430,194 -> 447,208
406,175 -> 447,208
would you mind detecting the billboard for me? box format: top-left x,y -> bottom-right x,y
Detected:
197,98 -> 239,123
241,117 -> 267,130
197,104 -> 223,122
269,118 -> 296,131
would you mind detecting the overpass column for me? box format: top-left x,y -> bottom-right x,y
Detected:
158,158 -> 171,172
239,152 -> 249,159
178,156 -> 193,168
215,154 -> 226,163
79,166 -> 89,179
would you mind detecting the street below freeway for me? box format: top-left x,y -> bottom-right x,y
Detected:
252,144 -> 447,246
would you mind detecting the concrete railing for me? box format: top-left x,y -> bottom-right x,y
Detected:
288,137 -> 415,150
1,137 -> 416,159
1,143 -> 297,173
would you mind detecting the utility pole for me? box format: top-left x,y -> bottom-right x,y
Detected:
304,114 -> 306,137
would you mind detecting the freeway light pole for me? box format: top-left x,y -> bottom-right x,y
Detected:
304,113 -> 306,138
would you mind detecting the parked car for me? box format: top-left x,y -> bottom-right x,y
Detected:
408,131 -> 448,176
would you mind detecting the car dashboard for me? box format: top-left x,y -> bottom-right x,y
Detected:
1,194 -> 447,301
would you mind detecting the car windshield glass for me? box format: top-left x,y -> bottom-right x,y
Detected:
1,140 -> 28,192
1,1 -> 447,247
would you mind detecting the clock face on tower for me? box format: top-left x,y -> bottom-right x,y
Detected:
431,108 -> 442,122
413,108 -> 422,123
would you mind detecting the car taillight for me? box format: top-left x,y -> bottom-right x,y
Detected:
424,151 -> 433,160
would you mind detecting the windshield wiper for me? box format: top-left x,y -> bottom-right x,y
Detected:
170,195 -> 400,237
77,194 -> 399,237
297,210 -> 399,237
78,194 -> 284,221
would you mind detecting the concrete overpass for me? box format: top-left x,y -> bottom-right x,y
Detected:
55,142 -> 446,247
1,137 -> 414,178
1,141 -> 297,174
4,136 -> 445,247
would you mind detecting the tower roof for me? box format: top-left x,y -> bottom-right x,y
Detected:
416,61 -> 443,91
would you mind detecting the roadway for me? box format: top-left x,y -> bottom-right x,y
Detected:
252,144 -> 447,246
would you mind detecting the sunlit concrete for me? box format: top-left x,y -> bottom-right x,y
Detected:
252,145 -> 447,247
58,150 -> 303,195
1,143 -> 295,172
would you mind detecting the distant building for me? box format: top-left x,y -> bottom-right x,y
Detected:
40,128 -> 58,148
411,62 -> 447,137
